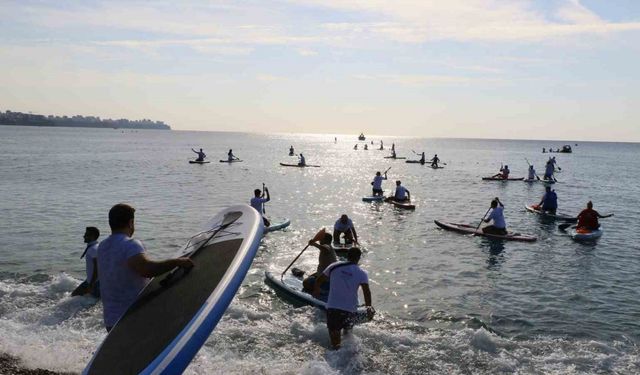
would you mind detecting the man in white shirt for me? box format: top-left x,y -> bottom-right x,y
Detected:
71,226 -> 101,297
371,171 -> 387,196
482,198 -> 507,235
313,248 -> 374,349
333,214 -> 358,245
98,203 -> 194,331
250,187 -> 271,226
392,180 -> 410,202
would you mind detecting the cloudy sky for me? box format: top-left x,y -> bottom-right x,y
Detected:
1,1 -> 639,141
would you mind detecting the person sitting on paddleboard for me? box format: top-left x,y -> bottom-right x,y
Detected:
98,204 -> 194,331
527,165 -> 536,180
419,152 -> 426,164
543,160 -> 554,181
302,232 -> 337,293
228,149 -> 237,162
371,171 -> 387,197
313,247 -> 374,350
250,188 -> 271,226
71,226 -> 101,298
576,201 -> 613,230
430,154 -> 440,167
298,153 -> 306,166
289,145 -> 294,156
492,165 -> 510,179
390,149 -> 397,158
191,148 -> 206,162
333,214 -> 359,245
537,186 -> 558,214
354,144 -> 358,150
364,144 -> 368,150
390,180 -> 410,202
482,198 -> 507,235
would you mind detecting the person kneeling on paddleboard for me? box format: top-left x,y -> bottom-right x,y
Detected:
250,188 -> 271,227
333,215 -> 359,245
576,201 -> 613,231
302,232 -> 337,293
491,165 -> 510,179
527,165 -> 536,180
537,186 -> 558,215
482,198 -> 507,235
191,148 -> 206,162
289,145 -> 294,156
98,204 -> 194,332
72,226 -> 101,298
543,160 -> 555,181
227,149 -> 237,162
371,171 -> 387,197
313,248 -> 374,350
298,153 -> 306,167
419,152 -> 426,164
389,180 -> 410,202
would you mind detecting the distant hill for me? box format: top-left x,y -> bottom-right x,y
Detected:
0,110 -> 171,130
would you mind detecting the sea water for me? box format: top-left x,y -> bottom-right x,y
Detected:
0,126 -> 639,374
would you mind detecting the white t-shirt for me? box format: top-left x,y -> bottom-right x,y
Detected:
334,218 -> 354,232
84,240 -> 99,282
487,206 -> 506,229
394,186 -> 408,200
98,233 -> 149,327
372,175 -> 385,190
250,197 -> 268,213
323,262 -> 369,313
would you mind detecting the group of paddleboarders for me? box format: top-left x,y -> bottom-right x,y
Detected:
189,147 -> 241,163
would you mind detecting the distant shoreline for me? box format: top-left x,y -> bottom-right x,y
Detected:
1,110 -> 170,130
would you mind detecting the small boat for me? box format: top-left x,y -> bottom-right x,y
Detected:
279,163 -> 321,168
434,220 -> 537,242
571,227 -> 603,241
482,177 -> 524,181
358,133 -> 366,141
264,219 -> 291,233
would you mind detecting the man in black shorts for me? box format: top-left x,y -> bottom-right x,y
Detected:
313,248 -> 375,349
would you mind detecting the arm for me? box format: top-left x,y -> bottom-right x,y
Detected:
192,148 -> 197,154
407,190 -> 411,201
265,188 -> 270,202
127,253 -> 194,278
361,283 -> 375,320
313,273 -> 328,298
351,226 -> 358,244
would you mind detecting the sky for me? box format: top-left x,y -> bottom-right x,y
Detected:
1,0 -> 640,141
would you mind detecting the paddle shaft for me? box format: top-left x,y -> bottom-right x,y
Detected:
281,244 -> 311,280
262,183 -> 267,215
473,207 -> 492,235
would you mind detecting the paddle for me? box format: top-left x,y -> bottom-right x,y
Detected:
558,223 -> 575,231
525,158 -> 541,180
281,229 -> 326,280
473,207 -> 492,236
559,213 -> 613,231
262,183 -> 267,215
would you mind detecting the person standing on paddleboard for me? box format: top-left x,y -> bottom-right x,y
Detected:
191,148 -> 206,162
576,201 -> 613,231
313,248 -> 374,350
71,226 -> 101,297
419,152 -> 426,164
537,186 -> 558,214
543,160 -> 555,181
333,215 -> 359,245
302,232 -> 337,293
250,188 -> 271,227
98,204 -> 194,331
371,171 -> 387,197
527,165 -> 536,180
430,154 -> 440,167
391,180 -> 411,202
482,198 -> 507,235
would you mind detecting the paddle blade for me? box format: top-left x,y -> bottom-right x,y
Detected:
312,228 -> 326,242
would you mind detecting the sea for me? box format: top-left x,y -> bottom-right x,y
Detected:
0,125 -> 639,374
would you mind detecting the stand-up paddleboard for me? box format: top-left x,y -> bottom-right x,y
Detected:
264,271 -> 369,323
330,242 -> 360,257
279,163 -> 321,168
405,160 -> 425,164
83,205 -> 263,375
219,159 -> 243,163
525,205 -> 575,221
189,160 -> 210,164
434,220 -> 537,242
385,198 -> 415,210
383,156 -> 406,159
264,218 -> 291,233
482,177 -> 524,181
430,165 -> 444,169
362,196 -> 384,202
571,227 -> 603,241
